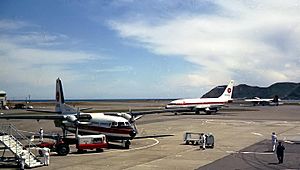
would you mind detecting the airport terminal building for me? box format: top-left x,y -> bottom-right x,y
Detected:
0,90 -> 7,109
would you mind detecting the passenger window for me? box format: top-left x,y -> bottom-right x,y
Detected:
100,123 -> 110,127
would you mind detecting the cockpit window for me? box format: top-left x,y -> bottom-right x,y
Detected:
111,122 -> 118,127
117,122 -> 130,127
112,121 -> 130,127
118,122 -> 125,127
99,122 -> 111,127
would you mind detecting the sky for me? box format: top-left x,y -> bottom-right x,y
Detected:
0,0 -> 300,99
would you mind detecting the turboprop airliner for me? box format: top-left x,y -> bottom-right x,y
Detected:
165,80 -> 234,114
0,78 -> 166,149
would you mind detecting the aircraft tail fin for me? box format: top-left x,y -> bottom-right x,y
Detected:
55,78 -> 76,114
218,80 -> 234,101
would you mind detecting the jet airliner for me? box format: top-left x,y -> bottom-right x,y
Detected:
166,80 -> 234,114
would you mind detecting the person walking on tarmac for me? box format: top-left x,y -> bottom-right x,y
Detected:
271,132 -> 277,152
276,141 -> 285,164
39,128 -> 44,142
201,133 -> 206,150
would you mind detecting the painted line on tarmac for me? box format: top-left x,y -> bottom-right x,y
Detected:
251,132 -> 263,136
284,140 -> 295,144
127,138 -> 160,152
68,138 -> 160,157
226,151 -> 274,155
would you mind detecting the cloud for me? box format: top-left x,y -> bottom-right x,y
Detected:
11,32 -> 69,47
0,40 -> 96,86
109,0 -> 300,87
0,19 -> 31,30
0,20 -> 102,98
96,66 -> 133,73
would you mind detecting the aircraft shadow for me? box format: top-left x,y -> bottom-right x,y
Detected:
0,157 -> 20,168
134,134 -> 174,139
268,162 -> 279,165
0,163 -> 19,168
162,112 -> 236,117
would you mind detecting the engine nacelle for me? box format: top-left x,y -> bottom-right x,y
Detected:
116,112 -> 132,120
66,115 -> 77,122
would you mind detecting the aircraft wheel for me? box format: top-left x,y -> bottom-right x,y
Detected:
56,143 -> 70,156
96,148 -> 103,152
77,149 -> 84,154
195,111 -> 200,114
125,140 -> 131,149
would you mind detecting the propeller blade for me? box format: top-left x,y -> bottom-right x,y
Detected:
75,108 -> 80,137
128,108 -> 135,123
132,122 -> 138,134
134,115 -> 143,121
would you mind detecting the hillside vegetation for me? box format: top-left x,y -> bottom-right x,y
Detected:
202,82 -> 300,100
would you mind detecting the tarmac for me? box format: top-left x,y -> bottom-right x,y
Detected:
0,102 -> 300,170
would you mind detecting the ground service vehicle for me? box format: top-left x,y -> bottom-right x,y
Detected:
38,134 -> 108,156
76,135 -> 108,153
184,132 -> 214,148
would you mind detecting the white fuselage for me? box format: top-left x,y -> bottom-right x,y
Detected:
166,97 -> 228,109
244,98 -> 282,106
165,80 -> 234,113
60,113 -> 136,140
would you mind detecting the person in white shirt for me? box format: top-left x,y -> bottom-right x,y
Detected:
271,132 -> 277,152
39,128 -> 44,142
201,133 -> 206,150
42,147 -> 50,166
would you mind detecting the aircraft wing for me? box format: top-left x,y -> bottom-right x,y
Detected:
0,113 -> 92,121
26,109 -> 61,114
195,104 -> 224,109
0,114 -> 65,120
130,108 -> 191,116
244,98 -> 272,102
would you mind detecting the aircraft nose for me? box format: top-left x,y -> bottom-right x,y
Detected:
130,130 -> 137,139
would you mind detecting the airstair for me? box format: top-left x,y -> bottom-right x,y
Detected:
0,124 -> 44,168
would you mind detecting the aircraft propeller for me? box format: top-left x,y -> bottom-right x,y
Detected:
64,108 -> 91,137
127,109 -> 143,134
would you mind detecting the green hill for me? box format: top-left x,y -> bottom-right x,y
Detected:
202,82 -> 300,100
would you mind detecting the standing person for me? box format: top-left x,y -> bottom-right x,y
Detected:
42,147 -> 50,166
276,141 -> 285,164
39,128 -> 44,142
19,150 -> 25,170
201,133 -> 206,150
271,132 -> 277,152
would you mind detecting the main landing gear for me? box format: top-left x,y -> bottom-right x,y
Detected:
56,143 -> 70,156
122,140 -> 131,149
